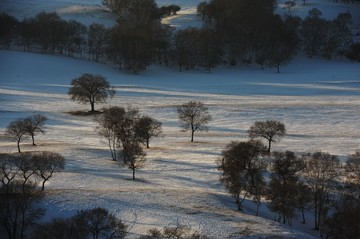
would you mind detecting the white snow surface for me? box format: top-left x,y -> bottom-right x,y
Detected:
1,0 -> 360,238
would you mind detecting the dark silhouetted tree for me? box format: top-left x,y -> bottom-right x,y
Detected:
23,114 -> 47,146
218,140 -> 266,211
177,101 -> 212,142
295,182 -> 312,224
0,13 -> 19,49
6,119 -> 29,153
268,151 -> 305,225
68,73 -> 115,112
345,42 -> 360,62
34,207 -> 127,239
76,207 -> 127,239
33,217 -> 87,239
284,1 -> 296,12
141,223 -> 210,239
303,152 -> 340,231
324,195 -> 360,239
248,120 -> 286,153
265,15 -> 298,73
33,151 -> 65,191
87,23 -> 108,62
31,12 -> 67,54
135,116 -> 162,148
0,154 -> 19,193
96,106 -> 127,161
197,1 -> 209,21
345,150 -> 360,198
300,8 -> 326,58
14,154 -> 38,194
123,141 -> 146,180
0,182 -> 45,239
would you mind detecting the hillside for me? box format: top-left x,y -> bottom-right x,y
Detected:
1,0 -> 360,238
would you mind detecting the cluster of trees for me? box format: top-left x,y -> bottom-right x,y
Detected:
219,134 -> 360,238
197,1 -> 356,70
34,207 -> 127,239
96,106 -> 162,179
6,114 -> 47,152
4,74 -> 359,238
66,75 -> 216,179
159,4 -> 181,17
0,151 -> 65,239
300,9 -> 353,59
1,0 -> 358,74
139,223 -> 209,239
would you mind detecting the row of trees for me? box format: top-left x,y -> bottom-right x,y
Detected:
219,140 -> 360,238
197,1 -> 356,67
0,151 -> 65,239
1,1 -> 358,74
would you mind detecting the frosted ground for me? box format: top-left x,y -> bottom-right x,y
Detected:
1,0 -> 360,238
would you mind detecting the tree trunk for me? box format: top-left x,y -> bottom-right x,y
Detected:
31,134 -> 35,145
132,167 -> 136,180
301,208 -> 306,224
314,198 -> 319,230
277,65 -> 280,73
256,201 -> 261,216
267,140 -> 271,152
41,179 -> 47,191
146,138 -> 150,148
90,101 -> 95,112
17,141 -> 21,153
191,131 -> 194,142
237,201 -> 242,211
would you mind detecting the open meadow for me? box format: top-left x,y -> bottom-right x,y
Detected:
1,0 -> 360,238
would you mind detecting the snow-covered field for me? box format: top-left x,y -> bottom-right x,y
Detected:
1,0 -> 360,238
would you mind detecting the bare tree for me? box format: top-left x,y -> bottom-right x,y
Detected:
177,101 -> 212,142
34,207 -> 127,239
96,106 -> 127,161
218,140 -> 266,211
123,142 -> 146,180
197,1 -> 209,21
268,151 -> 305,225
303,152 -> 340,231
0,182 -> 45,239
248,120 -> 286,152
6,119 -> 29,153
324,195 -> 360,239
295,182 -> 312,224
76,208 -> 127,239
284,1 -> 296,12
68,73 -> 115,112
33,151 -> 65,191
23,114 -> 47,145
142,223 -> 210,239
0,153 -> 19,193
135,116 -> 162,148
14,154 -> 38,194
345,150 -> 360,198
110,106 -> 140,163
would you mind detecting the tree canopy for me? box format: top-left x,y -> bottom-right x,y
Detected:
177,101 -> 212,142
68,73 -> 115,112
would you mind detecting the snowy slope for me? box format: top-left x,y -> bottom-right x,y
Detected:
1,0 -> 360,238
1,50 -> 359,238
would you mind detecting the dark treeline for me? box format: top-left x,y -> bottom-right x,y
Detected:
0,0 -> 359,73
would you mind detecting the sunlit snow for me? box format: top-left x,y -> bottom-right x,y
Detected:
0,0 -> 360,238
